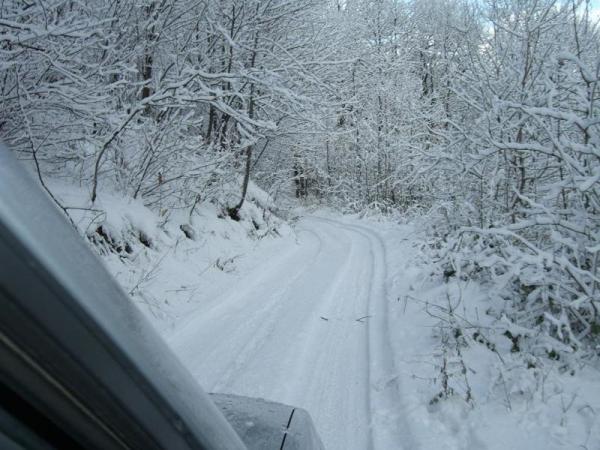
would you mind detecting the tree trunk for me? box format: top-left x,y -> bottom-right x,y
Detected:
228,146 -> 252,221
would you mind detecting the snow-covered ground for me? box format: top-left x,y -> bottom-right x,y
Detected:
66,187 -> 600,450
167,214 -> 412,450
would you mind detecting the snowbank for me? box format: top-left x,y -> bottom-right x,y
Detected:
48,178 -> 294,334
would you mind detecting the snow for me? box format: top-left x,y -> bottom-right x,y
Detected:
168,215 -> 374,450
57,182 -> 600,450
378,219 -> 600,450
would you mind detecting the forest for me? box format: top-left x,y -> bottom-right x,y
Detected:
1,0 -> 600,448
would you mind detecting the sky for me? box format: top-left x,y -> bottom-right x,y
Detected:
589,0 -> 600,21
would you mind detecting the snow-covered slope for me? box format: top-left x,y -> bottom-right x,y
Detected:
48,179 -> 293,334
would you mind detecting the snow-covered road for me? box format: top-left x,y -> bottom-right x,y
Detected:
168,216 -> 410,450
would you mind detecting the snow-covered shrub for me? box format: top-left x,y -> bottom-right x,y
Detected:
419,2 -> 600,364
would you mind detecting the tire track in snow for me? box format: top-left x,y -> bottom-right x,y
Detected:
169,228 -> 318,338
313,217 -> 418,450
210,228 -> 328,392
278,218 -> 374,450
169,216 -> 412,450
169,227 -> 325,394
